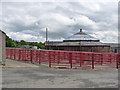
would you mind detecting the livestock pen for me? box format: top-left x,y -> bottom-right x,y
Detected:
6,48 -> 120,69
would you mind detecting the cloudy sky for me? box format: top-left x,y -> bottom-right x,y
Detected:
0,0 -> 118,43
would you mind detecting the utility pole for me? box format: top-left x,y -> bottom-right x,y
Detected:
46,27 -> 48,50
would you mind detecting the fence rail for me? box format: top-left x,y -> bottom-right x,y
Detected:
6,48 -> 120,69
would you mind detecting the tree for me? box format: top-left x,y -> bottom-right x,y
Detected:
6,35 -> 45,49
20,40 -> 27,45
6,35 -> 16,47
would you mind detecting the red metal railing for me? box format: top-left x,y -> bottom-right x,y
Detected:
6,48 -> 120,69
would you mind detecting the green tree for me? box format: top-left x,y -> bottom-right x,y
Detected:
6,35 -> 16,47
6,35 -> 45,49
20,40 -> 27,45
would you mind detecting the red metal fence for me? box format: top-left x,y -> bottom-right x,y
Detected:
6,48 -> 120,69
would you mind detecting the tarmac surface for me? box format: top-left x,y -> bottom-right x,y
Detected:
4,59 -> 40,68
2,59 -> 119,88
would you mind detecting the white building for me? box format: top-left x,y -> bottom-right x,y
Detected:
0,30 -> 6,65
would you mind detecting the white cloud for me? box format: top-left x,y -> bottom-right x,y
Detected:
73,15 -> 99,30
8,32 -> 45,42
1,1 -> 118,43
93,31 -> 118,43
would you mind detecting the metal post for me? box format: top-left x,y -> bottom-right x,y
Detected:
6,49 -> 8,59
46,28 -> 48,50
39,50 -> 41,64
25,49 -> 27,61
69,52 -> 72,68
80,53 -> 82,67
116,54 -> 118,69
92,53 -> 94,69
30,49 -> 33,63
49,51 -> 51,68
58,52 -> 60,64
10,49 -> 12,59
19,49 -> 21,60
14,49 -> 16,60
101,54 -> 103,65
109,54 -> 112,64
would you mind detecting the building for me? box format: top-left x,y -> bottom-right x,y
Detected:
18,45 -> 38,49
105,43 -> 120,53
46,29 -> 110,52
0,30 -> 6,65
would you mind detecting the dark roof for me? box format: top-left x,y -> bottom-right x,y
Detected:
64,29 -> 99,42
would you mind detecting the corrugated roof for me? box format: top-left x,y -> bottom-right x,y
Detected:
45,41 -> 63,45
104,43 -> 120,47
64,29 -> 99,41
48,41 -> 109,46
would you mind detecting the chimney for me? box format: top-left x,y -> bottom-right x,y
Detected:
80,29 -> 82,32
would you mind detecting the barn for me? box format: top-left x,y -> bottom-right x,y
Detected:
46,29 -> 110,52
0,30 -> 6,65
